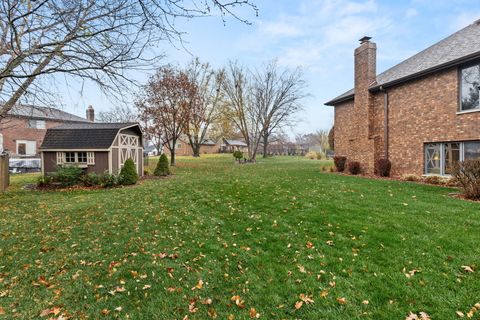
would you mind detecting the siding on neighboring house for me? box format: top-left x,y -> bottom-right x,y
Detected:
1,117 -> 69,155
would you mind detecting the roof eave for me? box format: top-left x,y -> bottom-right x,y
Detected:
370,51 -> 480,92
324,94 -> 354,106
40,148 -> 110,151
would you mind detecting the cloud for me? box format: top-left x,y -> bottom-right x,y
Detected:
238,0 -> 392,68
449,12 -> 480,31
260,20 -> 304,37
405,8 -> 419,18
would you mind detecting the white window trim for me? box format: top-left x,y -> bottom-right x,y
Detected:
459,63 -> 480,112
456,108 -> 480,115
16,140 -> 36,155
57,151 -> 94,166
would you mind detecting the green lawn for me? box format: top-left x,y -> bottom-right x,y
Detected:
0,155 -> 479,319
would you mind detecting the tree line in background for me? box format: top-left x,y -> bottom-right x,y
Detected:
98,58 -> 309,166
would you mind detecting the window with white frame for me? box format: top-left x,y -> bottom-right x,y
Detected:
27,119 -> 46,129
16,140 -> 36,155
425,141 -> 480,175
58,152 -> 94,165
460,63 -> 480,111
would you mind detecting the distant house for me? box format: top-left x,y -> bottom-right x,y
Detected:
326,20 -> 480,176
221,139 -> 248,153
40,122 -> 144,176
260,142 -> 308,156
0,104 -> 90,156
163,137 -> 219,156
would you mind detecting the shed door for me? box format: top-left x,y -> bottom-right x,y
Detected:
119,134 -> 140,174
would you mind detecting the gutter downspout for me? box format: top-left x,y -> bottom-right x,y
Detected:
380,86 -> 389,159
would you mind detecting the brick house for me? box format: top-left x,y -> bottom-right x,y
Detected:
163,137 -> 220,156
0,105 -> 91,156
326,20 -> 480,176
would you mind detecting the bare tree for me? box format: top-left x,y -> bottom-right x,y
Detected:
0,0 -> 258,120
253,61 -> 306,158
137,65 -> 194,166
209,100 -> 239,141
222,62 -> 262,160
97,106 -> 137,123
183,59 -> 223,157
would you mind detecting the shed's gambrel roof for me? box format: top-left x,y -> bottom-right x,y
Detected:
40,122 -> 140,150
326,19 -> 480,106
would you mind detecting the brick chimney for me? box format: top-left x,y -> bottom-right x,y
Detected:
354,36 -> 376,137
354,36 -> 376,95
86,105 -> 95,122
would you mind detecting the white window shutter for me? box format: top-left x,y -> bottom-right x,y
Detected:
56,152 -> 64,165
87,152 -> 95,165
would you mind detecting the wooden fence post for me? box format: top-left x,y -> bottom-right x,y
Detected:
0,153 -> 9,192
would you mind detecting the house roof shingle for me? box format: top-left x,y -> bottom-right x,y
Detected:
223,139 -> 247,147
326,19 -> 480,106
8,104 -> 87,122
40,122 -> 139,150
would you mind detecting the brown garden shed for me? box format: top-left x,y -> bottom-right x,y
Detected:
40,123 -> 144,176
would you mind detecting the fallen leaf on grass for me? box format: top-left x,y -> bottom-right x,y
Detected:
299,294 -> 314,304
306,242 -> 314,249
362,300 -> 369,305
0,307 -> 4,315
320,289 -> 329,298
249,308 -> 260,318
404,269 -> 420,278
39,307 -> 61,317
208,308 -> 217,318
230,295 -> 245,309
461,265 -> 474,273
455,311 -> 464,317
336,297 -> 346,305
188,300 -> 198,313
192,279 -> 204,290
142,285 -> 151,290
294,301 -> 303,310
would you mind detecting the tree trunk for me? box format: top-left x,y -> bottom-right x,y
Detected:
170,149 -> 176,166
170,138 -> 176,166
262,134 -> 268,158
192,144 -> 201,157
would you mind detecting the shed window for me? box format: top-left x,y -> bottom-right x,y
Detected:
460,64 -> 480,111
65,152 -> 76,163
63,152 -> 90,164
77,152 -> 87,163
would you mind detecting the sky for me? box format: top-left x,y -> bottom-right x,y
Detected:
57,0 -> 480,136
